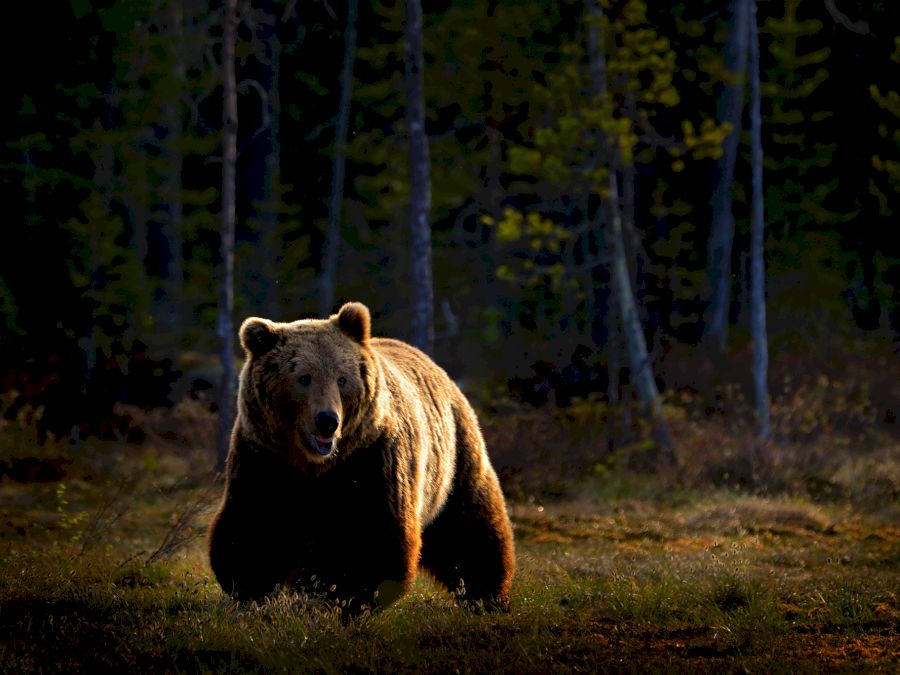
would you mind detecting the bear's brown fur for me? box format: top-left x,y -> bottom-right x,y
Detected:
208,302 -> 515,613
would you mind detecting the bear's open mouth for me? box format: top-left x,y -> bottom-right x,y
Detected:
311,433 -> 335,456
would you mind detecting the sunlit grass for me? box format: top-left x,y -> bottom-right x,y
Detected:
2,487 -> 897,672
1,388 -> 899,672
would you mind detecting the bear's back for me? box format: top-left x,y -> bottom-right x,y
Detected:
369,337 -> 458,396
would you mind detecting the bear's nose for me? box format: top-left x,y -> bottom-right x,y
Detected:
315,411 -> 339,437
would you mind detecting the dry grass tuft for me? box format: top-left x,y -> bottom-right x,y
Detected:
684,497 -> 834,536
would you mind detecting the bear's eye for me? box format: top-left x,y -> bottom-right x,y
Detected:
337,376 -> 347,388
298,374 -> 312,386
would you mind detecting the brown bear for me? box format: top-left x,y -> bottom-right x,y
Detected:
208,302 -> 515,614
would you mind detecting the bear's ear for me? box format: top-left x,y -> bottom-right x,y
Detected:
336,302 -> 371,344
240,318 -> 280,357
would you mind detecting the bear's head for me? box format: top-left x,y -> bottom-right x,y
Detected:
236,302 -> 385,471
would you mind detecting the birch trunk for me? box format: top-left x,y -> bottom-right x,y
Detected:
403,0 -> 434,354
706,0 -> 749,356
606,172 -> 674,461
585,0 -> 674,462
747,0 -> 771,439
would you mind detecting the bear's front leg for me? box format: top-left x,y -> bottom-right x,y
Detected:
208,496 -> 298,602
300,520 -> 420,617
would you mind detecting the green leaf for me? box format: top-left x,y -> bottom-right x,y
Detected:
70,0 -> 91,19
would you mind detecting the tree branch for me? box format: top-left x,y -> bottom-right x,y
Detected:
823,0 -> 870,35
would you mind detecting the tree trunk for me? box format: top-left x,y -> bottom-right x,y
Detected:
216,0 -> 238,472
606,172 -> 675,461
585,0 -> 674,463
747,0 -> 770,439
160,0 -> 184,334
248,0 -> 283,320
84,127 -> 116,394
705,0 -> 750,356
319,0 -> 358,318
403,0 -> 434,354
259,45 -> 281,319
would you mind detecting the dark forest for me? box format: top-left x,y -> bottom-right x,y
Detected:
2,0 -> 898,436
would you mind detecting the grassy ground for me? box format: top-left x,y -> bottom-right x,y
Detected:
1,396 -> 898,673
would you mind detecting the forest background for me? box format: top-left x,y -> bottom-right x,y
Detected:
1,0 -> 899,466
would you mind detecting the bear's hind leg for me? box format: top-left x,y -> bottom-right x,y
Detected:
420,474 -> 514,611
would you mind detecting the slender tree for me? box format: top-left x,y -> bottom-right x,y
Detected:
403,0 -> 434,354
159,0 -> 185,333
246,0 -> 285,320
320,0 -> 359,318
706,0 -> 750,357
585,0 -> 674,463
747,0 -> 770,439
216,0 -> 239,471
498,1 -> 728,347
82,127 -> 117,393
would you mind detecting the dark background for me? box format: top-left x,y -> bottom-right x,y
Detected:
1,0 -> 898,447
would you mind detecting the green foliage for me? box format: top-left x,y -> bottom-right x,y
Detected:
515,0 -> 728,186
869,37 -> 900,215
3,0 -> 899,414
348,0 -> 567,227
765,230 -> 853,344
760,0 -> 842,236
55,482 -> 88,542
490,0 -> 729,340
484,208 -> 572,286
646,182 -> 707,332
0,274 -> 24,339
55,0 -> 224,356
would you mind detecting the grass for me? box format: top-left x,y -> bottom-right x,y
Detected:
1,390 -> 899,673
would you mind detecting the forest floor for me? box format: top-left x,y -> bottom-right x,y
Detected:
0,396 -> 898,673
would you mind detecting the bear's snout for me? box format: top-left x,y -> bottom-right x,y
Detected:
314,410 -> 340,437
